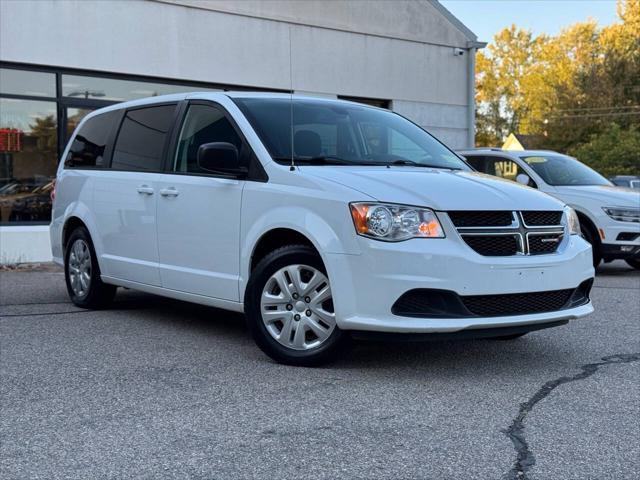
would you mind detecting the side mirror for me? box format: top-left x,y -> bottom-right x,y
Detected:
197,142 -> 247,177
516,173 -> 532,186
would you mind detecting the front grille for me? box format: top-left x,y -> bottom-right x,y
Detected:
462,235 -> 519,256
391,280 -> 593,318
449,210 -> 564,256
522,211 -> 563,226
528,233 -> 564,255
462,289 -> 573,317
448,211 -> 513,227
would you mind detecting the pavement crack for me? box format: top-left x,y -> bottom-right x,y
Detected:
503,353 -> 640,480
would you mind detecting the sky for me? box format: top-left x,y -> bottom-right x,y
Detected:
440,0 -> 619,43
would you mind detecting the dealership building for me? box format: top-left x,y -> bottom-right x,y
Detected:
0,0 -> 483,263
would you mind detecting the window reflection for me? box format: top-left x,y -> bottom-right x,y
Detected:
0,68 -> 56,98
0,99 -> 58,223
66,108 -> 94,140
62,74 -> 220,102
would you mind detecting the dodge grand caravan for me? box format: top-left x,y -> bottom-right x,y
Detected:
51,93 -> 594,365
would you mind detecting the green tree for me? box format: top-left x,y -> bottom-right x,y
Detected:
570,123 -> 640,177
475,0 -> 640,175
475,26 -> 537,145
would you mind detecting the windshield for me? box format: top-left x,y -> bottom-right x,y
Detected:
521,154 -> 611,186
233,97 -> 469,170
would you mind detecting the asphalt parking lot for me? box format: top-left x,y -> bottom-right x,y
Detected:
1,263 -> 638,480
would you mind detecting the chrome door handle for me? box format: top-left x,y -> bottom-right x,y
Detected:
159,187 -> 179,197
137,185 -> 154,195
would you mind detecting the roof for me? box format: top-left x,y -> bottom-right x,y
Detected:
426,0 -> 483,45
156,0 -> 483,48
80,91 -> 393,122
457,148 -> 567,157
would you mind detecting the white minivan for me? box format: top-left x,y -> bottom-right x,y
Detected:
458,149 -> 640,269
51,93 -> 594,365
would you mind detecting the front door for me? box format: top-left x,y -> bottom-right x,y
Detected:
156,102 -> 244,300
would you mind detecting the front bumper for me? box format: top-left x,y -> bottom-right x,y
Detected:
601,243 -> 640,261
598,214 -> 640,261
326,232 -> 595,333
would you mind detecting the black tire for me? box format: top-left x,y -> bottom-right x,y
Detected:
490,333 -> 528,340
64,226 -> 116,309
244,244 -> 350,366
580,222 -> 602,268
626,258 -> 640,270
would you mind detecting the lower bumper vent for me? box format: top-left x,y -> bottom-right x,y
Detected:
391,279 -> 593,318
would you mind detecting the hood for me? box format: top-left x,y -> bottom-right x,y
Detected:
302,166 -> 565,211
555,185 -> 640,208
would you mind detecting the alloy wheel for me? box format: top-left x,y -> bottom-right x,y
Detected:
68,239 -> 92,298
260,264 -> 336,350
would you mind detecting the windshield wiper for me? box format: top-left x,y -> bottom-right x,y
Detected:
274,156 -> 376,166
387,159 -> 420,167
387,159 -> 463,171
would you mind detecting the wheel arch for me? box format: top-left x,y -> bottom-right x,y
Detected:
574,209 -> 600,245
239,207 -> 360,301
249,228 -> 319,273
59,206 -> 107,273
62,216 -> 89,249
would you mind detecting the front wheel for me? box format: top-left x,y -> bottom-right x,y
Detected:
244,245 -> 349,366
626,258 -> 640,270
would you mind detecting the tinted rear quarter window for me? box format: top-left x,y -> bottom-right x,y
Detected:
111,104 -> 176,171
65,110 -> 120,168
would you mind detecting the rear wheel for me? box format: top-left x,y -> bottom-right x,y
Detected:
244,245 -> 349,366
65,227 -> 116,309
580,222 -> 602,268
626,258 -> 640,270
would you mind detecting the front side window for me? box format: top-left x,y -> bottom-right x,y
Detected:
521,154 -> 611,186
111,104 -> 176,172
0,98 -> 58,224
463,155 -> 485,171
233,98 -> 468,170
65,110 -> 119,168
174,104 -> 242,174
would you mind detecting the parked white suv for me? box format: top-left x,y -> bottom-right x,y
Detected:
51,93 -> 594,365
458,149 -> 640,269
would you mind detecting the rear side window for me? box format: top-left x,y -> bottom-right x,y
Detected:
111,104 -> 176,171
65,110 -> 119,168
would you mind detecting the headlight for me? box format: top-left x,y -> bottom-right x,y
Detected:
602,207 -> 640,223
564,206 -> 581,235
350,202 -> 445,241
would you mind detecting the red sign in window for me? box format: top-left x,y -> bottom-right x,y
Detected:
0,129 -> 23,152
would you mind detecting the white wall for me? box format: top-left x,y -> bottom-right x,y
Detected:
0,0 -> 472,146
0,227 -> 52,264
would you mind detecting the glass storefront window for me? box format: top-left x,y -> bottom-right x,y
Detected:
0,68 -> 56,98
62,74 -> 220,102
0,98 -> 58,224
